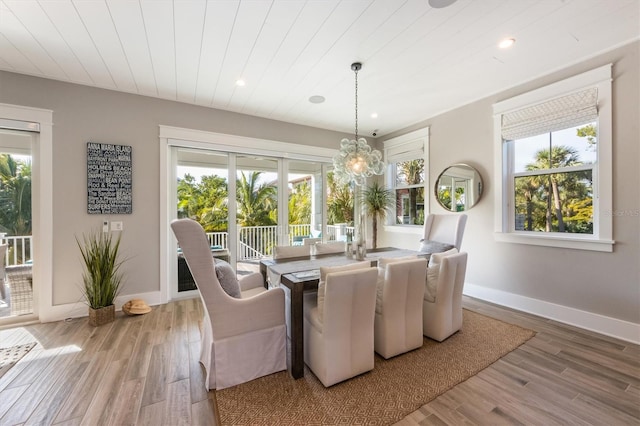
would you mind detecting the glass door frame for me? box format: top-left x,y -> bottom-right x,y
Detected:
159,126 -> 336,303
0,104 -> 53,326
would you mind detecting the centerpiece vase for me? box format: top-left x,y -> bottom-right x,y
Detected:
353,193 -> 367,261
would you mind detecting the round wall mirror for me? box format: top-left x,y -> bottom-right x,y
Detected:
435,164 -> 483,211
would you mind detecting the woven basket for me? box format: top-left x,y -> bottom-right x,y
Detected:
88,305 -> 115,327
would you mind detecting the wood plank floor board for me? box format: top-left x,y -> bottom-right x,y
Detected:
124,330 -> 154,382
454,398 -> 522,426
167,305 -> 190,383
107,377 -> 145,426
136,400 -> 166,426
52,416 -> 82,426
493,357 -> 581,402
557,351 -> 637,392
53,350 -> 113,424
1,348 -> 77,425
454,376 -> 558,426
0,383 -> 29,420
191,398 -> 217,426
472,373 -> 584,426
23,359 -> 90,426
0,343 -> 42,393
112,319 -> 144,363
573,391 -> 640,425
3,346 -> 58,389
139,342 -> 169,407
188,340 -> 208,404
0,296 -> 638,426
558,367 -> 640,417
164,378 -> 191,426
422,397 -> 474,425
79,357 -> 129,426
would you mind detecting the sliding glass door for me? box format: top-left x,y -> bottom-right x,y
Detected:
170,144 -> 331,297
0,128 -> 35,320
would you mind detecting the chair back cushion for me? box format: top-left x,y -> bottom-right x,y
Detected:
273,245 -> 311,259
171,219 -> 228,308
314,241 -> 346,255
428,247 -> 458,267
423,214 -> 468,250
375,256 -> 418,313
318,261 -> 370,323
425,248 -> 458,301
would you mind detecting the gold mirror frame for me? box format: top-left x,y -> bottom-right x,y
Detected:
434,163 -> 483,212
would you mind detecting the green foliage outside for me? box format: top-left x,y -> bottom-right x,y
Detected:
437,186 -> 465,212
514,125 -> 594,234
177,170 -> 354,234
396,159 -> 425,225
326,171 -> 354,225
0,154 -> 31,236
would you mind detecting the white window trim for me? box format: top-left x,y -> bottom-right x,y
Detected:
493,64 -> 613,252
382,127 -> 430,230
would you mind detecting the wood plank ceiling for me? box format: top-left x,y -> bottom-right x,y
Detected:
0,0 -> 638,137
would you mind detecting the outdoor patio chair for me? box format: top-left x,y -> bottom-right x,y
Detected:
6,264 -> 33,316
171,218 -> 286,390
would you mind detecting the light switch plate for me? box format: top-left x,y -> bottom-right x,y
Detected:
111,221 -> 123,231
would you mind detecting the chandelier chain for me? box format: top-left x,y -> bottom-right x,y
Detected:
354,67 -> 358,141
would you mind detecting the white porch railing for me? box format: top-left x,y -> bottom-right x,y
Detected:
205,224 -> 355,261
3,226 -> 357,266
1,235 -> 33,266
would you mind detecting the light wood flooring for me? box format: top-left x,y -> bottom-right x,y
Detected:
0,296 -> 638,425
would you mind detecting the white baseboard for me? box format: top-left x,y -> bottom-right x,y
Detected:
464,283 -> 640,345
39,291 -> 164,323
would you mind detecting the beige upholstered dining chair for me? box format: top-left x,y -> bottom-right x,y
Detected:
273,244 -> 311,259
303,262 -> 377,387
171,218 -> 286,390
374,257 -> 428,359
302,237 -> 321,246
420,213 -> 468,251
423,251 -> 468,342
269,244 -> 312,288
313,241 -> 346,255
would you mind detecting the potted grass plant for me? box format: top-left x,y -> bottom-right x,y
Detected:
362,181 -> 395,249
76,230 -> 126,326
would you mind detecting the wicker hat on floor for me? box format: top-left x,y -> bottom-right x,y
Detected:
122,299 -> 152,315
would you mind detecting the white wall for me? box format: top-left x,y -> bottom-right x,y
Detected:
379,41 -> 640,337
0,71 -> 349,310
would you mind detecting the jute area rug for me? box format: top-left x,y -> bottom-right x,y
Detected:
0,342 -> 36,380
217,310 -> 535,425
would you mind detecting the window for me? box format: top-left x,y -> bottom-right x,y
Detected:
493,64 -> 613,251
383,128 -> 429,226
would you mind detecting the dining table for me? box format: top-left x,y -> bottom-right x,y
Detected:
259,247 -> 429,379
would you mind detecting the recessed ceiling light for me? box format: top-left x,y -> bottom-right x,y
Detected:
499,38 -> 516,49
235,79 -> 246,87
428,0 -> 457,8
371,112 -> 378,119
308,95 -> 325,104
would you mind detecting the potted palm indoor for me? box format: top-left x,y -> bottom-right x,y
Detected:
362,181 -> 395,249
77,230 -> 126,326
